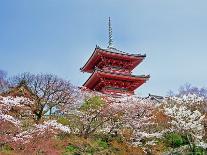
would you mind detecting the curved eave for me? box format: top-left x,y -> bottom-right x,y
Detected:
80,47 -> 100,73
81,46 -> 146,73
83,69 -> 150,90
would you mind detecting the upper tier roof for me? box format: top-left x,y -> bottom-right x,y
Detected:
81,46 -> 146,73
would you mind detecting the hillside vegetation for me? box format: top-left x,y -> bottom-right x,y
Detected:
0,72 -> 207,155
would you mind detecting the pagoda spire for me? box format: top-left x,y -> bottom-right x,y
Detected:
108,17 -> 113,48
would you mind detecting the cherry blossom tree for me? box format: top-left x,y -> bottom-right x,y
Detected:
0,95 -> 29,148
10,73 -> 78,123
163,94 -> 206,151
69,90 -> 162,143
65,89 -> 122,139
108,95 -> 165,146
169,83 -> 207,99
0,95 -> 71,152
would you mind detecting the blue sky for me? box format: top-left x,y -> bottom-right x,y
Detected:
0,0 -> 206,96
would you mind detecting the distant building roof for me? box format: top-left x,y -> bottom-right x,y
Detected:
146,94 -> 164,103
1,81 -> 37,100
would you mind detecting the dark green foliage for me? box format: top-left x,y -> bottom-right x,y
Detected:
165,132 -> 185,148
97,139 -> 108,149
57,116 -> 70,126
65,144 -> 79,152
194,146 -> 207,155
85,146 -> 96,154
181,134 -> 189,145
80,96 -> 105,112
188,146 -> 207,155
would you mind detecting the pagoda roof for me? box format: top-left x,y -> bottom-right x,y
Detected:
83,69 -> 150,91
81,46 -> 146,73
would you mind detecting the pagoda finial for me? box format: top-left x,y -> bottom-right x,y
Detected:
108,17 -> 113,48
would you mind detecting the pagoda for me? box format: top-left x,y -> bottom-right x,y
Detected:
81,18 -> 150,95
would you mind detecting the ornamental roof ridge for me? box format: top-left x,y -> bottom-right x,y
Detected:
96,45 -> 146,58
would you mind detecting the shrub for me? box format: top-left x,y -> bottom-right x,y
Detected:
85,147 -> 96,154
94,133 -> 123,143
97,139 -> 108,149
64,144 -> 81,155
0,144 -> 13,154
65,144 -> 78,152
189,146 -> 207,155
21,118 -> 34,130
165,132 -> 184,148
57,117 -> 70,126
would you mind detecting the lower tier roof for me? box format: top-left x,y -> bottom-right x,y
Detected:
83,69 -> 150,92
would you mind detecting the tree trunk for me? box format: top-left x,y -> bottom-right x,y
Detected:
49,107 -> 52,115
186,134 -> 194,153
35,113 -> 42,124
34,108 -> 43,124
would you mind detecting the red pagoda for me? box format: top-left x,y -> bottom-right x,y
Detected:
81,18 -> 150,95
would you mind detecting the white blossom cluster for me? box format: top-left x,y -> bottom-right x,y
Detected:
12,131 -> 33,143
165,106 -> 205,133
0,96 -> 33,114
108,94 -> 206,147
0,113 -> 21,126
0,96 -> 30,126
136,131 -> 163,139
166,94 -> 205,106
0,96 -> 31,104
198,142 -> 207,149
35,120 -> 71,133
12,120 -> 70,143
163,94 -> 206,144
0,96 -> 32,107
0,96 -> 34,126
0,91 -> 206,150
108,94 -> 155,111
